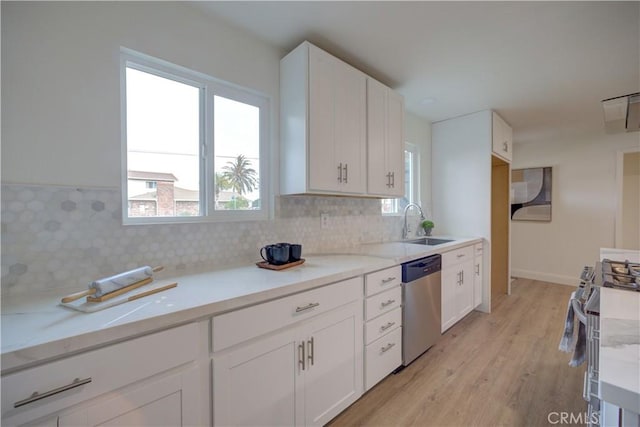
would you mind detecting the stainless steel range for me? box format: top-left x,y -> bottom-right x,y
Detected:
567,259 -> 640,427
601,259 -> 640,291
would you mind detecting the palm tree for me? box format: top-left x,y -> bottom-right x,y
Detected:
221,155 -> 259,209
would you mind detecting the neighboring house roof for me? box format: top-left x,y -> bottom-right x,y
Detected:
128,170 -> 178,182
174,187 -> 199,201
129,186 -> 199,202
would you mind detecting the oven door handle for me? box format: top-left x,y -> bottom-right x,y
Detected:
572,298 -> 587,325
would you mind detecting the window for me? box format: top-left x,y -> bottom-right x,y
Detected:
121,49 -> 269,224
381,142 -> 420,214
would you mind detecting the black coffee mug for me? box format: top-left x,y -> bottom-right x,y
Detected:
289,244 -> 302,262
260,244 -> 290,265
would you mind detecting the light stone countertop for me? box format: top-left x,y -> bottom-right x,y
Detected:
1,237 -> 480,374
599,287 -> 640,413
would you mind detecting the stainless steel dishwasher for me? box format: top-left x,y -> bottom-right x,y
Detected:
401,254 -> 442,366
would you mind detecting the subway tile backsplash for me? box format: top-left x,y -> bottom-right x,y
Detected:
1,184 -> 406,296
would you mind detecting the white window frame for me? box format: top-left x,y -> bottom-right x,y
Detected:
120,48 -> 270,225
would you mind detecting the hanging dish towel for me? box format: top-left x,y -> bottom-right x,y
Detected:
559,291 -> 577,352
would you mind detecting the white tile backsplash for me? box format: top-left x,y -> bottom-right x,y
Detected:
1,184 -> 408,296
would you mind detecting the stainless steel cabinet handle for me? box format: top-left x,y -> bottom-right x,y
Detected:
14,377 -> 92,408
503,141 -> 508,152
380,342 -> 395,353
461,270 -> 464,284
391,172 -> 395,188
381,277 -> 396,284
295,302 -> 320,313
381,299 -> 395,308
386,172 -> 392,188
337,163 -> 343,183
380,321 -> 396,332
476,264 -> 480,275
343,164 -> 348,183
308,337 -> 314,366
457,271 -> 462,285
457,254 -> 465,258
298,342 -> 306,371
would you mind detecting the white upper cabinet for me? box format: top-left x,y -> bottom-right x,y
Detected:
366,78 -> 405,197
492,112 -> 513,163
281,42 -> 367,195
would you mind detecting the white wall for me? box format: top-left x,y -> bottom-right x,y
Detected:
1,2 -> 282,187
512,131 -> 640,285
404,112 -> 432,215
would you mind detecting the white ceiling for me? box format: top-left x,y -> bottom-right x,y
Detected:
193,1 -> 639,144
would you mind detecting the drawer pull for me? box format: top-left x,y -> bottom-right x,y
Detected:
380,321 -> 396,332
295,302 -> 320,313
380,299 -> 396,308
381,277 -> 396,284
14,377 -> 92,408
380,343 -> 396,353
457,254 -> 465,258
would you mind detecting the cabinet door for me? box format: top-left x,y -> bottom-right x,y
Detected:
386,89 -> 404,197
441,267 -> 459,333
308,46 -> 338,192
366,78 -> 388,195
366,80 -> 404,197
301,301 -> 363,426
492,112 -> 512,163
457,260 -> 475,318
473,247 -> 483,308
213,329 -> 298,427
334,63 -> 366,194
59,367 -> 199,427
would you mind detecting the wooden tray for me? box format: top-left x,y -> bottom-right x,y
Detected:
256,259 -> 305,271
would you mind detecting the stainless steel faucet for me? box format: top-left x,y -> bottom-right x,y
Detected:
402,203 -> 426,240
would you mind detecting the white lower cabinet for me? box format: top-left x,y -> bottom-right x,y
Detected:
58,366 -> 200,426
363,266 -> 402,391
1,323 -> 202,427
364,327 -> 402,390
441,245 -> 475,333
212,278 -> 363,427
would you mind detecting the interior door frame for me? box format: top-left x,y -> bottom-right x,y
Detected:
615,147 -> 640,248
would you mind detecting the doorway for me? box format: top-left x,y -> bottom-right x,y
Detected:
492,156 -> 510,299
616,150 -> 640,250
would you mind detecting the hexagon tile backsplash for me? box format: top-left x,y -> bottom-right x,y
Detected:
1,184 -> 404,296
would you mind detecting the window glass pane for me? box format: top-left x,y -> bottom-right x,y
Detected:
214,95 -> 260,211
126,67 -> 201,217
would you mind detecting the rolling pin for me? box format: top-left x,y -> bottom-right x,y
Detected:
61,266 -> 164,303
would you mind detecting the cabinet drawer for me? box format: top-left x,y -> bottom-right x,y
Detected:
364,306 -> 401,345
365,286 -> 401,321
442,245 -> 474,268
365,327 -> 402,390
2,323 -> 199,426
212,277 -> 362,352
365,266 -> 401,297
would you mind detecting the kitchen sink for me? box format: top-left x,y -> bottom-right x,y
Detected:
406,238 -> 454,246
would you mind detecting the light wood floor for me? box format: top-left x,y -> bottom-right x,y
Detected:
330,278 -> 586,427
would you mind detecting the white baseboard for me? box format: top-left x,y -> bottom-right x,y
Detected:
511,269 -> 577,286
